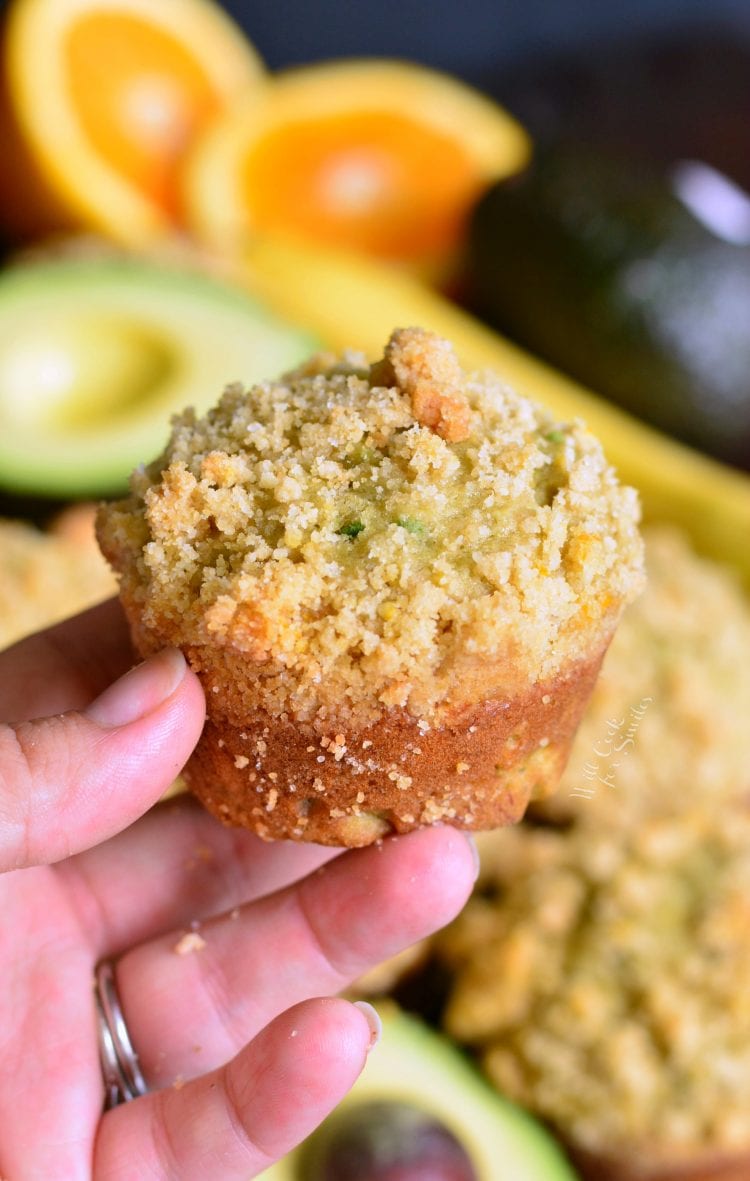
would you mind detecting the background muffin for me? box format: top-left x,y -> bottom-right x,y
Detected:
98,327 -> 643,845
437,813 -> 750,1181
0,505 -> 116,650
536,526 -> 750,826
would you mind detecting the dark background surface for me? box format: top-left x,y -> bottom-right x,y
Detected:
222,0 -> 750,84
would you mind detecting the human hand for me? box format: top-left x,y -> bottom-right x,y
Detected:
0,600 -> 478,1180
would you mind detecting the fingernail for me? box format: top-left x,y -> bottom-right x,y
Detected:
353,1001 -> 382,1052
464,832 -> 481,882
86,649 -> 187,728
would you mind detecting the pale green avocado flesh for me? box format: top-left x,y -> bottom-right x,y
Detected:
0,258 -> 319,495
261,1005 -> 578,1180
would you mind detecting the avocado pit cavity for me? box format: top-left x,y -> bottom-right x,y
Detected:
0,257 -> 317,495
0,315 -> 173,430
304,1101 -> 477,1181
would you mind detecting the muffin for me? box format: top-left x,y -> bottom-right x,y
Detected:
438,814 -> 750,1181
537,526 -> 750,826
0,505 -> 117,650
97,327 -> 643,845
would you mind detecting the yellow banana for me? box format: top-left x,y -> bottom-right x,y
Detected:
239,234 -> 750,587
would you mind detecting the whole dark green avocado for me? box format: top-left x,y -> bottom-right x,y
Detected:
468,145 -> 750,470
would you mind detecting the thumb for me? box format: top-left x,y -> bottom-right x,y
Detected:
0,649 -> 205,872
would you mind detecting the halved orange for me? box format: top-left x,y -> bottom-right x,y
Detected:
0,0 -> 265,244
183,60 -> 531,275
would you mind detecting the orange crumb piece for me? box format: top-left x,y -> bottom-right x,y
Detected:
372,326 -> 471,442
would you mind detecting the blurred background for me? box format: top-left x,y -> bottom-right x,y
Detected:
221,0 -> 750,79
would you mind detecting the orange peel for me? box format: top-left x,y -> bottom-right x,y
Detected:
0,0 -> 265,244
183,59 -> 530,275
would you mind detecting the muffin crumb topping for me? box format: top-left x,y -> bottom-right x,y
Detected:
440,813 -> 750,1160
370,326 -> 471,442
98,327 -> 643,731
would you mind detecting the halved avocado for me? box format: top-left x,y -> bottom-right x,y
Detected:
262,1005 -> 578,1180
0,256 -> 319,495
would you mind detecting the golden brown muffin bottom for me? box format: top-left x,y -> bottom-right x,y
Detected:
181,648 -> 605,846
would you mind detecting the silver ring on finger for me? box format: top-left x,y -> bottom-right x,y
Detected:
94,959 -> 148,1109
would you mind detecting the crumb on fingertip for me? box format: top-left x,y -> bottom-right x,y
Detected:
174,931 -> 207,955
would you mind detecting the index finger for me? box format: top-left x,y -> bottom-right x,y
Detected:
0,599 -> 135,723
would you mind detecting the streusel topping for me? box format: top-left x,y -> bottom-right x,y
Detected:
440,813 -> 750,1160
98,328 -> 643,725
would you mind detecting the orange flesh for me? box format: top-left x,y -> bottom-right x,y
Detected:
66,13 -> 221,219
242,111 -> 483,260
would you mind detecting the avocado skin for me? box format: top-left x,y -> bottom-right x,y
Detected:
494,30 -> 750,194
468,146 -> 750,470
